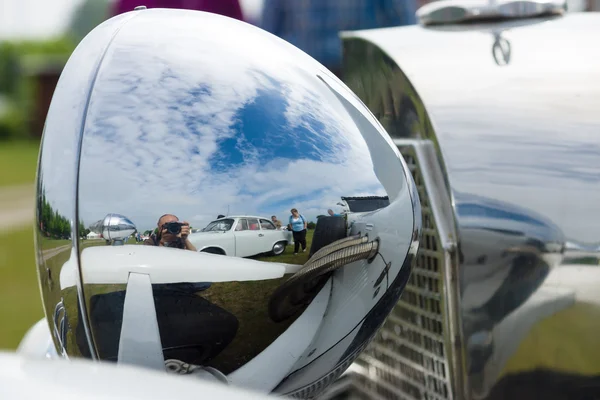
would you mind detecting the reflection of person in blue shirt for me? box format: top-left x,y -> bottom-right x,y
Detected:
327,209 -> 341,217
288,208 -> 308,255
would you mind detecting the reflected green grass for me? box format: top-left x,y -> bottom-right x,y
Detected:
74,232 -> 317,371
204,230 -> 315,372
39,237 -> 71,250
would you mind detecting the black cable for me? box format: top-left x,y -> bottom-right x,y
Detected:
377,252 -> 390,288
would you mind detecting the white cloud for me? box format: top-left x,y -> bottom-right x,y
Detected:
76,12 -> 389,231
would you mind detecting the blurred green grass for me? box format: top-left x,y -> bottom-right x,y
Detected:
501,302 -> 600,377
0,226 -> 43,350
0,140 -> 41,349
0,141 -> 40,187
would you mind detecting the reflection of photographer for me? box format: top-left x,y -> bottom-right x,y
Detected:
144,214 -> 197,251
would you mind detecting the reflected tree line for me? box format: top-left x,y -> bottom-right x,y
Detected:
38,191 -> 90,240
38,191 -> 321,242
342,39 -> 437,143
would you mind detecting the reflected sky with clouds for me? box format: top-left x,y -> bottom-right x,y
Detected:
38,12 -> 134,228
78,10 -> 385,230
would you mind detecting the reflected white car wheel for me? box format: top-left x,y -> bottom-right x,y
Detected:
272,241 -> 286,256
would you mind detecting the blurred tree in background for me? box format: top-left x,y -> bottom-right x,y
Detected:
78,221 -> 92,239
0,37 -> 76,141
68,0 -> 113,44
0,0 -> 114,142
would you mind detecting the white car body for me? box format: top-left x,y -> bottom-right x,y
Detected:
0,351 -> 273,400
188,216 -> 291,257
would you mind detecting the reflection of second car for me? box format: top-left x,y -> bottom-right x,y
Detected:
188,216 -> 290,257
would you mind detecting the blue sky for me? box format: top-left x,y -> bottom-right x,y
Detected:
73,16 -> 386,231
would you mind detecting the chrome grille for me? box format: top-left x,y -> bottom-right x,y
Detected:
286,349 -> 363,399
319,141 -> 459,400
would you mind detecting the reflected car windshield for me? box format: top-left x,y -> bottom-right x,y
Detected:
342,196 -> 390,212
203,218 -> 234,232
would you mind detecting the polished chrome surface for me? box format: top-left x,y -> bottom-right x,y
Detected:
34,12 -> 138,361
99,213 -> 137,244
36,8 -> 420,397
416,0 -> 567,26
323,140 -> 462,400
563,240 -> 600,264
340,12 -> 600,400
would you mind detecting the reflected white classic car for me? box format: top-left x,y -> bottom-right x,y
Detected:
187,216 -> 291,257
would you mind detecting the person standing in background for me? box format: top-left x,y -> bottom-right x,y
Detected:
288,208 -> 307,255
260,0 -> 417,78
112,0 -> 245,21
271,215 -> 283,230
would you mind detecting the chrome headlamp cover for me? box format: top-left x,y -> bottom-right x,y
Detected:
34,8 -> 420,397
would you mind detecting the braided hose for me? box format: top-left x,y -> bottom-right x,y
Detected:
308,234 -> 369,264
268,235 -> 379,322
287,240 -> 378,287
